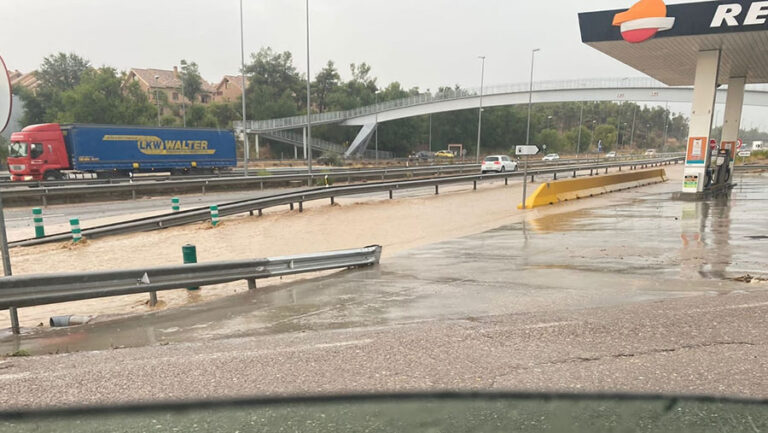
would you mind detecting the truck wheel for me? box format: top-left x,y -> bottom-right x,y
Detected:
43,171 -> 61,181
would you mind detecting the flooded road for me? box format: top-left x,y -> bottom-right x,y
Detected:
3,174 -> 767,356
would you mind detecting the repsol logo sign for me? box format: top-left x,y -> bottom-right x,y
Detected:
711,1 -> 768,27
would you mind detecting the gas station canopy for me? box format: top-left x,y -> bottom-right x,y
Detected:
579,0 -> 768,86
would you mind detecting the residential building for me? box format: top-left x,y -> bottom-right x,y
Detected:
9,70 -> 40,93
213,75 -> 249,103
124,67 -> 216,115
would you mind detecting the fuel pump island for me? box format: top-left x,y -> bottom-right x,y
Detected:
579,0 -> 768,196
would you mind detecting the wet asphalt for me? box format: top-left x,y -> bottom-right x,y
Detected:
0,174 -> 766,408
2,174 -> 766,356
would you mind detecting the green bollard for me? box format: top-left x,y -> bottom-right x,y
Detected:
70,218 -> 81,243
210,205 -> 219,226
33,207 -> 45,238
171,197 -> 180,212
182,244 -> 199,291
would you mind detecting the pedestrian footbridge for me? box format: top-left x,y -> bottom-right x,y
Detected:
236,77 -> 768,157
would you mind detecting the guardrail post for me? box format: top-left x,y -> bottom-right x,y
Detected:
148,291 -> 158,307
299,202 -> 303,213
388,190 -> 393,200
248,279 -> 257,290
530,174 -> 535,182
473,180 -> 477,190
33,207 -> 45,238
505,177 -> 508,185
435,185 -> 439,195
210,205 -> 220,226
70,218 -> 82,243
9,307 -> 19,335
553,172 -> 558,180
258,209 -> 263,216
171,197 -> 180,213
605,167 -> 608,174
619,166 -> 622,171
290,203 -> 294,211
573,170 -> 576,178
182,244 -> 200,291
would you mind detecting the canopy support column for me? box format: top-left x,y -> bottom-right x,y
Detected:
682,50 -> 720,194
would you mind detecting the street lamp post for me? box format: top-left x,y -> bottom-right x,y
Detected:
591,120 -> 597,151
547,115 -> 553,130
239,0 -> 250,176
375,91 -> 380,161
622,122 -> 628,146
476,55 -> 486,164
154,75 -> 161,126
663,101 -> 669,152
629,104 -> 637,148
576,102 -> 584,158
428,113 -> 432,152
180,67 -> 186,127
305,0 -> 313,178
525,49 -> 540,146
523,48 -> 540,210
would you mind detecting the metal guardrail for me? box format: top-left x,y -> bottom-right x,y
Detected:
0,246 -> 381,327
735,165 -> 768,170
9,157 -> 682,248
0,164 -> 484,206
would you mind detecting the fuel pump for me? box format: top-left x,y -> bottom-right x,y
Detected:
713,147 -> 731,186
713,141 -> 735,187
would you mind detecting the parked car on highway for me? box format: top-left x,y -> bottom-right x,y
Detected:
541,153 -> 560,161
434,150 -> 455,159
644,149 -> 657,156
605,151 -> 617,159
409,151 -> 434,161
481,155 -> 518,173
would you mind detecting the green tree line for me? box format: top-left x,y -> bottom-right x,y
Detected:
15,51 -> 691,157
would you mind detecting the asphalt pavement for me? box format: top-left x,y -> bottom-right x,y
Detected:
0,174 -> 766,408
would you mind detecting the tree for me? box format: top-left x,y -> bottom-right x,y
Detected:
36,52 -> 91,92
564,126 -> 593,153
0,135 -> 8,168
536,129 -> 567,152
313,61 -> 340,113
17,52 -> 92,125
207,103 -> 239,129
593,125 -> 617,152
244,47 -> 303,119
179,59 -> 203,103
54,68 -> 155,125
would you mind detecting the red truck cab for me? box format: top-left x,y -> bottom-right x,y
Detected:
8,123 -> 71,181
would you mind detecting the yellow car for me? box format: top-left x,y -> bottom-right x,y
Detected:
435,150 -> 455,158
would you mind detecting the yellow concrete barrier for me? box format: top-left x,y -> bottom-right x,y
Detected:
518,168 -> 667,209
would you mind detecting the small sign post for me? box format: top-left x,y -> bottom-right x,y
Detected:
516,145 -> 541,210
0,54 -> 16,333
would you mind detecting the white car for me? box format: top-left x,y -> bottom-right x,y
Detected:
541,153 -> 560,161
605,151 -> 617,159
481,155 -> 518,173
644,149 -> 657,156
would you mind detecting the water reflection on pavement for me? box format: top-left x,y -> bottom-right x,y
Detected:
3,175 -> 766,355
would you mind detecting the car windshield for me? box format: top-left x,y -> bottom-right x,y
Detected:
484,156 -> 499,162
9,141 -> 28,157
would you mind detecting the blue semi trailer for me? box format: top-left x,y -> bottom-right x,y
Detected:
8,123 -> 237,180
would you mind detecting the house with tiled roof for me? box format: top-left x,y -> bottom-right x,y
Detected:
9,70 -> 40,93
124,66 -> 216,114
213,75 -> 250,103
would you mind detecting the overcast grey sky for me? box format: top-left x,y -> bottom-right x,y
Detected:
2,0 -> 766,129
1,0 -> 668,87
